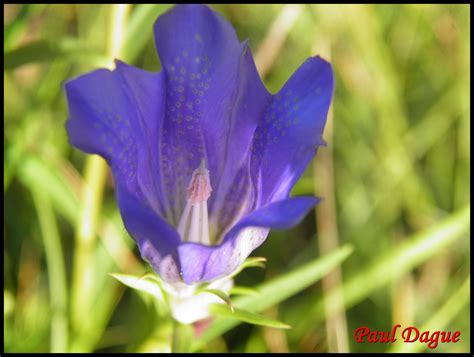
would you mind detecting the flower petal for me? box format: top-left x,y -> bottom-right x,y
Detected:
154,4 -> 271,226
115,185 -> 181,282
65,65 -> 168,216
250,56 -> 334,206
177,196 -> 319,284
113,60 -> 174,221
65,65 -> 182,281
224,196 -> 320,238
65,68 -> 142,197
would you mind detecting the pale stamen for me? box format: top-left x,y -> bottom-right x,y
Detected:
177,160 -> 212,245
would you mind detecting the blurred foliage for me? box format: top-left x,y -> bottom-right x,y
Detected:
4,4 -> 470,353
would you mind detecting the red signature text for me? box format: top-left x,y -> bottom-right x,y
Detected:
354,325 -> 460,349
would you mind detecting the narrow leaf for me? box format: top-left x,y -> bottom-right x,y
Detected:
230,286 -> 260,296
210,304 -> 291,330
5,39 -> 109,70
296,205 -> 470,336
109,273 -> 164,301
20,155 -> 78,222
227,256 -> 266,280
121,4 -> 171,63
202,289 -> 234,312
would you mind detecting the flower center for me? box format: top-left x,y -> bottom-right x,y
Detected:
177,160 -> 212,245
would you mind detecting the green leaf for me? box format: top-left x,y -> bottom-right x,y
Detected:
242,257 -> 267,268
109,273 -> 165,302
227,256 -> 266,280
4,39 -> 109,71
19,155 -> 79,222
210,304 -> 291,330
4,4 -> 46,51
201,289 -> 234,312
32,187 -> 68,352
296,205 -> 470,336
230,286 -> 260,297
4,290 -> 15,317
193,244 -> 353,350
140,272 -> 165,285
121,4 -> 171,63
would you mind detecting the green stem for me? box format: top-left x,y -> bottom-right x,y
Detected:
313,41 -> 349,353
172,320 -> 193,353
71,155 -> 108,335
32,188 -> 68,352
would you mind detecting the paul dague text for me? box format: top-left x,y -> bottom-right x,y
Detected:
354,324 -> 460,349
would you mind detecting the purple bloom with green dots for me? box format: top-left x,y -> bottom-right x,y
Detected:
65,4 -> 334,286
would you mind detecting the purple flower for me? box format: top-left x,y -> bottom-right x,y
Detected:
65,4 -> 334,285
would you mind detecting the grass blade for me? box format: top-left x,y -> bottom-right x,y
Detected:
121,4 -> 171,63
230,286 -> 260,297
109,273 -> 165,301
4,39 -> 109,70
31,188 -> 68,352
297,205 -> 470,335
202,289 -> 234,312
210,304 -> 291,330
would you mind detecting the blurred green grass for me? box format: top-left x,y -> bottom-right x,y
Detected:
4,4 -> 470,353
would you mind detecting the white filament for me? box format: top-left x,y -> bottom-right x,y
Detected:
177,160 -> 212,245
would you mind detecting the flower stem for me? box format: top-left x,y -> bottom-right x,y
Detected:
172,320 -> 193,352
254,4 -> 302,78
312,40 -> 349,353
70,155 -> 108,335
32,188 -> 68,352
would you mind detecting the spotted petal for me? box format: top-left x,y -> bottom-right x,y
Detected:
250,56 -> 334,206
65,64 -> 181,278
153,4 -> 271,230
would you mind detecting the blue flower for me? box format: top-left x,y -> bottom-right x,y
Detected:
65,4 -> 334,285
